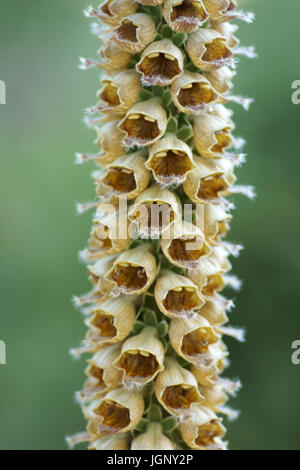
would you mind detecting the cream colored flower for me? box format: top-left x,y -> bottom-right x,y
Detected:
86,388 -> 144,437
203,0 -> 254,24
88,0 -> 138,27
160,221 -> 212,268
171,72 -> 219,114
79,344 -> 123,401
136,39 -> 184,86
155,357 -> 204,416
183,156 -> 235,204
98,40 -> 131,72
146,134 -> 195,185
114,327 -> 165,387
169,316 -> 223,367
103,244 -> 157,296
187,28 -> 233,72
95,151 -> 151,201
193,109 -> 234,159
128,184 -> 181,238
179,404 -> 227,450
96,70 -> 141,116
112,13 -> 157,53
154,269 -> 204,319
119,98 -> 168,148
163,0 -> 208,33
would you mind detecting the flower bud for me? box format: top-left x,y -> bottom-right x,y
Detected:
160,221 -> 211,268
136,39 -> 184,86
104,244 -> 157,295
119,98 -> 168,147
128,184 -> 181,238
86,297 -> 136,344
146,134 -> 195,185
86,388 -> 144,436
154,269 -> 204,319
169,316 -> 221,367
187,28 -> 233,72
183,156 -> 235,204
99,41 -> 131,72
179,404 -> 226,450
96,70 -> 141,116
171,72 -> 219,114
155,357 -> 203,416
96,151 -> 151,200
112,13 -> 157,53
114,326 -> 165,387
131,423 -> 175,450
89,433 -> 130,450
193,110 -> 234,159
93,0 -> 138,27
187,246 -> 231,296
163,0 -> 208,33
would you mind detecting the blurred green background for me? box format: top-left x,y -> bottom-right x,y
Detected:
0,0 -> 300,450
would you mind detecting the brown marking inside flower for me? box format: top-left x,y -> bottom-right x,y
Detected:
138,54 -> 181,86
168,238 -> 206,264
224,1 -> 236,14
100,0 -> 113,17
103,168 -> 136,194
163,287 -> 200,314
195,419 -> 224,447
202,274 -> 225,296
217,220 -> 229,238
118,350 -> 159,383
202,38 -> 231,63
93,224 -> 112,250
96,400 -> 130,433
135,203 -> 175,232
91,313 -> 117,339
121,114 -> 160,146
211,127 -> 232,153
99,82 -> 120,107
112,264 -> 148,291
181,327 -> 218,357
162,384 -> 200,411
170,1 -> 207,29
88,365 -> 106,388
178,82 -> 215,111
150,150 -> 192,183
116,19 -> 138,43
197,174 -> 228,201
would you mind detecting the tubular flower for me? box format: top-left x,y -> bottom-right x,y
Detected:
70,0 -> 255,450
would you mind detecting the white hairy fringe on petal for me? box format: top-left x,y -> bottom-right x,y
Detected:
218,325 -> 246,343
235,45 -> 258,59
224,274 -> 242,291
